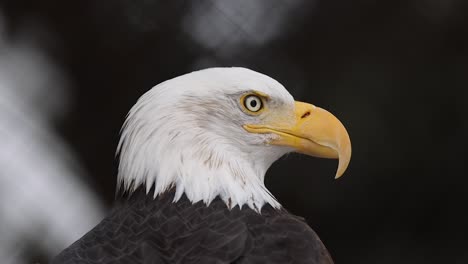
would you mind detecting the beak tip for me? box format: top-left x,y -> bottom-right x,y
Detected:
334,169 -> 345,179
334,148 -> 351,180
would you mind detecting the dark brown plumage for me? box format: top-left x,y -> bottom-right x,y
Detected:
52,186 -> 333,264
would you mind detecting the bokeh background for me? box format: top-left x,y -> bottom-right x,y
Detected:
0,0 -> 467,263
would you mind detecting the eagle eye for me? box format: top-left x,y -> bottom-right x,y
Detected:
243,94 -> 263,113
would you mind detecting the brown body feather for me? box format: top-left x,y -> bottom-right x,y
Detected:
53,187 -> 333,264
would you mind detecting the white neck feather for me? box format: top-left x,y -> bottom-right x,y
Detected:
116,69 -> 292,211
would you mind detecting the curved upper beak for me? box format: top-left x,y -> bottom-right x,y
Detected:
244,101 -> 351,178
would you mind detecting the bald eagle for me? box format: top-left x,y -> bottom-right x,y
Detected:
52,68 -> 351,264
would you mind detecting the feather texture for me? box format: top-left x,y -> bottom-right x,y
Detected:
53,187 -> 333,264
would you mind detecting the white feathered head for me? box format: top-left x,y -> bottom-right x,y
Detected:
117,67 -> 351,211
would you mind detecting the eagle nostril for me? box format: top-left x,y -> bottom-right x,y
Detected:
301,111 -> 311,119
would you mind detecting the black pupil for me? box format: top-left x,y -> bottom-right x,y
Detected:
250,98 -> 257,108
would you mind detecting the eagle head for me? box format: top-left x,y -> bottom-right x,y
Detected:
117,67 -> 351,211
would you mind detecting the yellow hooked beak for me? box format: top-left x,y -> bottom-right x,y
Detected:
244,101 -> 351,178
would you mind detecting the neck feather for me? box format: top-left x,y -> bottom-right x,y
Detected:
116,141 -> 282,211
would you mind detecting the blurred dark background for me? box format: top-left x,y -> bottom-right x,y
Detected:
0,0 -> 467,263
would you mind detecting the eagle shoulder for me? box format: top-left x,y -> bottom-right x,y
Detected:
238,209 -> 334,264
